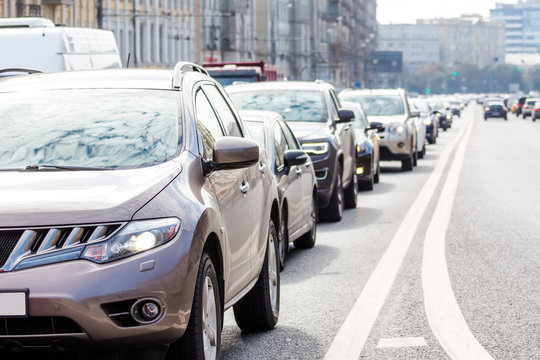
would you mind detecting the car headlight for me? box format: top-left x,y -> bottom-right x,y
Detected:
356,142 -> 367,154
389,124 -> 405,135
82,218 -> 181,263
302,142 -> 330,155
423,118 -> 432,126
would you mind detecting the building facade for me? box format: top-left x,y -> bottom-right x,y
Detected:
490,0 -> 540,54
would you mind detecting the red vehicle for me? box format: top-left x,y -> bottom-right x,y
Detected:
203,61 -> 277,86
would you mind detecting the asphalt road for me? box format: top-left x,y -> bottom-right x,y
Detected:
220,104 -> 540,360
5,104 -> 539,360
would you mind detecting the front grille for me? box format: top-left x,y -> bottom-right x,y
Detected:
0,223 -> 123,272
0,317 -> 84,336
0,231 -> 23,268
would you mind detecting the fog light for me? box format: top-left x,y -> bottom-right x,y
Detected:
141,301 -> 160,320
398,142 -> 405,148
131,298 -> 163,324
356,167 -> 364,175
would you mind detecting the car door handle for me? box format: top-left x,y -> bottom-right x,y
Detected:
259,162 -> 266,174
296,168 -> 302,176
240,180 -> 250,193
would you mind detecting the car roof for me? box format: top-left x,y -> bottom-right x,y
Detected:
0,69 -> 175,92
340,88 -> 405,96
227,80 -> 335,92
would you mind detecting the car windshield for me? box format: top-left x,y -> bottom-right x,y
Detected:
229,90 -> 327,122
339,95 -> 404,116
411,101 -> 430,113
0,89 -> 181,170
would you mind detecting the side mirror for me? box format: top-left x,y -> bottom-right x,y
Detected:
432,110 -> 441,115
367,121 -> 384,131
410,110 -> 420,118
284,150 -> 309,168
207,136 -> 259,174
337,109 -> 355,123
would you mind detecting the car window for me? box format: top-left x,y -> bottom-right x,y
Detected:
244,121 -> 266,151
328,90 -> 341,119
195,89 -> 225,161
0,89 -> 180,170
229,90 -> 328,122
202,84 -> 243,137
340,95 -> 405,116
274,122 -> 287,171
279,120 -> 300,150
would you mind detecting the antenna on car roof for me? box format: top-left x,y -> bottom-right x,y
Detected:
126,52 -> 131,68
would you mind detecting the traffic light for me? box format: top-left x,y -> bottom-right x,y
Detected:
516,66 -> 521,72
426,88 -> 431,94
453,71 -> 458,77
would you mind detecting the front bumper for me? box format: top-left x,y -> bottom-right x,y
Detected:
378,129 -> 410,160
0,229 -> 196,351
355,150 -> 373,181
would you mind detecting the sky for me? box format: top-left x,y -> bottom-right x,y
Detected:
377,0 -> 519,24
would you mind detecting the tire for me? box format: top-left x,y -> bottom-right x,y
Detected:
358,175 -> 374,191
418,145 -> 426,159
278,208 -> 288,271
344,169 -> 358,209
401,148 -> 413,172
169,253 -> 221,360
233,219 -> 279,332
413,150 -> 418,166
319,166 -> 344,222
373,161 -> 380,184
294,195 -> 317,249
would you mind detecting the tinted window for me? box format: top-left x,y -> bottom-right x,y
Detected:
279,120 -> 300,150
0,89 -> 180,170
195,90 -> 224,160
202,85 -> 243,137
340,95 -> 405,116
229,90 -> 328,122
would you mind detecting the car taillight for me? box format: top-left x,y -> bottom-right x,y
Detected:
484,107 -> 490,111
535,109 -> 540,112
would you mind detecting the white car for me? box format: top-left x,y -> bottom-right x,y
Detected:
410,102 -> 427,159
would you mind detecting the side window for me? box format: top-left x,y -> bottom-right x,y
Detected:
279,120 -> 300,150
327,90 -> 340,119
273,122 -> 287,171
195,89 -> 224,160
202,85 -> 243,137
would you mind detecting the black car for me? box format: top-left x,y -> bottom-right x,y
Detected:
484,102 -> 508,120
227,81 -> 358,222
241,110 -> 318,270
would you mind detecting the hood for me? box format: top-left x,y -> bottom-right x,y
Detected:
0,161 -> 182,227
286,121 -> 331,142
366,114 -> 408,125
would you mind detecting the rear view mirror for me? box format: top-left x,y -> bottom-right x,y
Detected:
337,109 -> 355,123
284,150 -> 309,168
207,137 -> 259,174
367,121 -> 384,131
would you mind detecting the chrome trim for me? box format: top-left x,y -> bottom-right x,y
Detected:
1,230 -> 37,272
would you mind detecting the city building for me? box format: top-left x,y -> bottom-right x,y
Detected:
377,23 -> 440,74
490,0 -> 540,54
419,15 -> 506,69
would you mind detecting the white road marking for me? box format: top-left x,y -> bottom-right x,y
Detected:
377,337 -> 428,348
324,114 -> 472,360
422,112 -> 494,359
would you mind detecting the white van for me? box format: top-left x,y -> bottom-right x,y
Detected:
0,17 -> 122,75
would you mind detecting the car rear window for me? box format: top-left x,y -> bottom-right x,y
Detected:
0,89 -> 181,170
229,90 -> 328,122
340,95 -> 405,116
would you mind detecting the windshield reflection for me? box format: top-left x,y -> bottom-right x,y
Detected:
0,89 -> 181,170
229,91 -> 327,122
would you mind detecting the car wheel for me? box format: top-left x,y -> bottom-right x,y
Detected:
419,145 -> 426,159
401,148 -> 414,172
344,170 -> 358,209
319,166 -> 344,222
374,161 -> 380,184
170,252 -> 221,360
233,219 -> 279,331
278,208 -> 288,271
294,195 -> 317,249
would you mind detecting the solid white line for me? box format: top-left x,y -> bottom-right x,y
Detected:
324,115 -> 472,360
422,112 -> 494,359
377,337 -> 428,348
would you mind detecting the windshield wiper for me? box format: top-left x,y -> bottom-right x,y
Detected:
20,164 -> 113,171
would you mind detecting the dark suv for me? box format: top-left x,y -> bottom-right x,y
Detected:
0,64 -> 280,360
227,81 -> 358,222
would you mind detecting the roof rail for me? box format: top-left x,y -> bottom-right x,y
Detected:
172,62 -> 209,89
0,68 -> 43,74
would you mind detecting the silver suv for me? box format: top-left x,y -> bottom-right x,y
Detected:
340,89 -> 419,171
0,64 -> 280,359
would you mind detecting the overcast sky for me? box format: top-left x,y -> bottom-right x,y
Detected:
377,0 -> 519,24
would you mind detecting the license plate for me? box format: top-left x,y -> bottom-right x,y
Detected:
0,290 -> 28,317
493,112 -> 500,115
